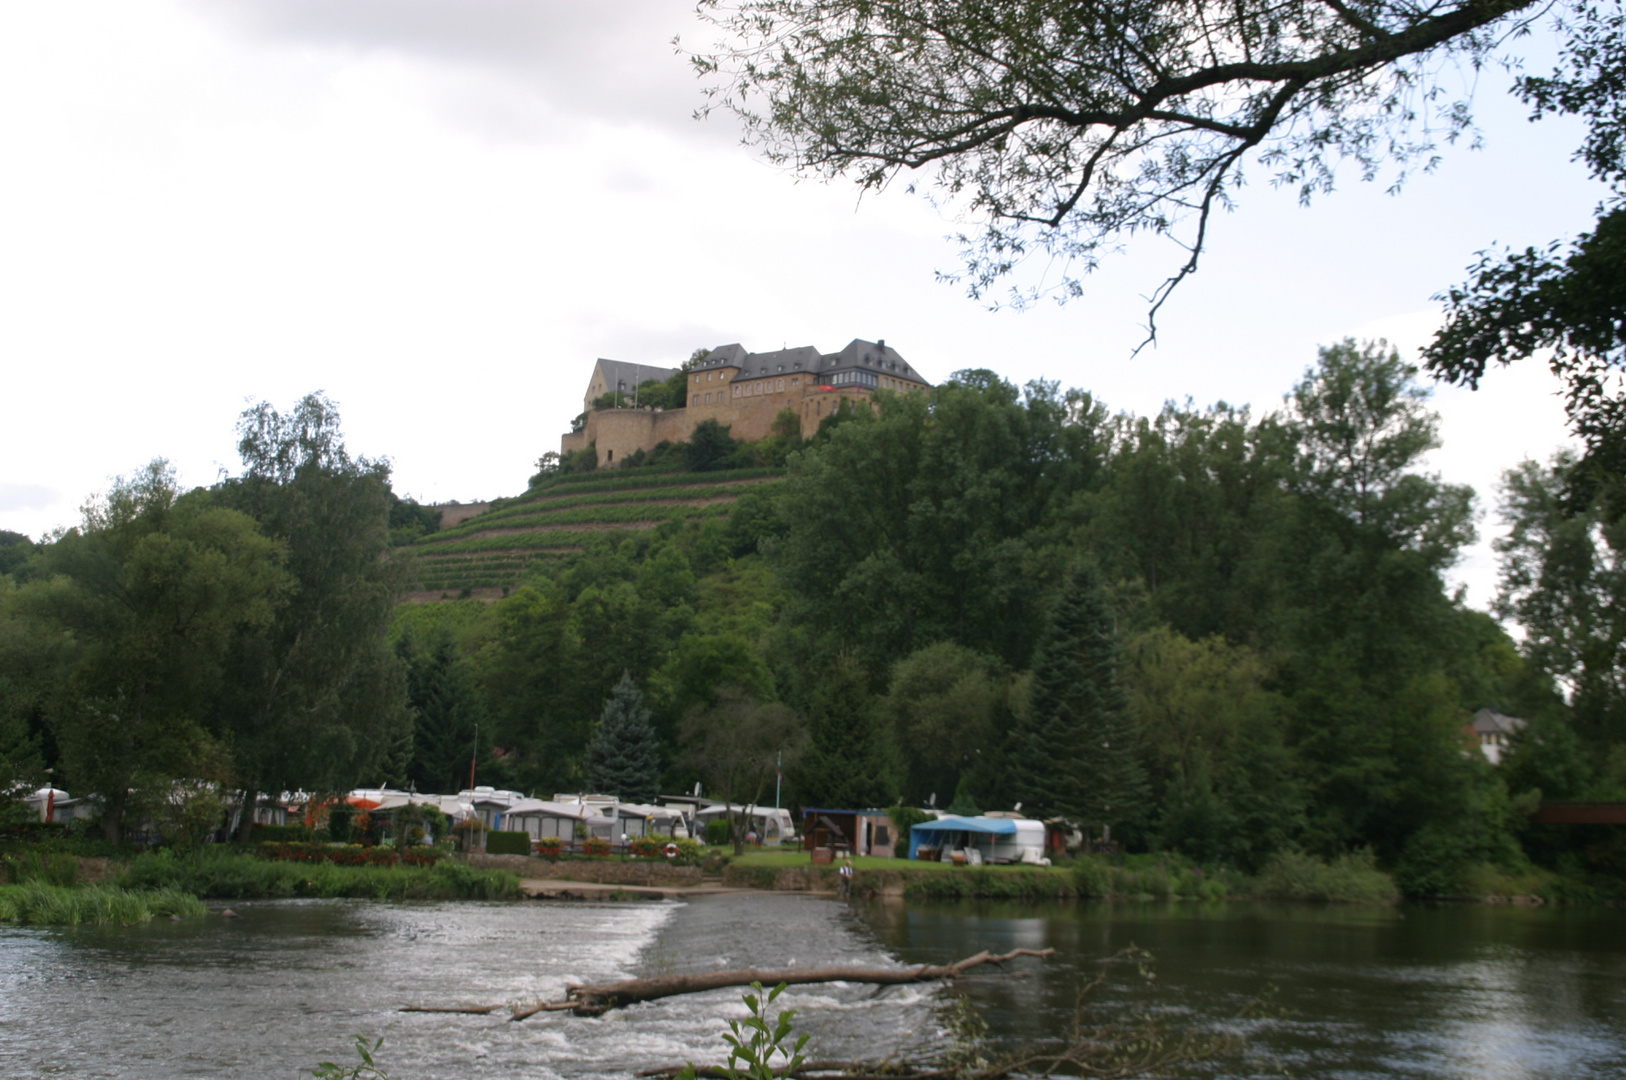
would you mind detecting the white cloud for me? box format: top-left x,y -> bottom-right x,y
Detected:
0,484 -> 60,515
183,0 -> 722,141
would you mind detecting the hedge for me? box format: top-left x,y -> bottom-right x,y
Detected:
257,841 -> 444,868
249,824 -> 314,843
486,830 -> 532,856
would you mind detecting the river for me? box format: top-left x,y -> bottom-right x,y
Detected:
2,895 -> 1624,1079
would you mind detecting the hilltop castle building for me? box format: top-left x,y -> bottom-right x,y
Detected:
562,338 -> 930,468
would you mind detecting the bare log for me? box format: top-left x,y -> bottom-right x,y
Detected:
511,947 -> 1053,1021
398,1004 -> 504,1015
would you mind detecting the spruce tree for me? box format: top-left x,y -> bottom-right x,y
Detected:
584,672 -> 661,803
798,657 -> 897,809
1016,566 -> 1148,841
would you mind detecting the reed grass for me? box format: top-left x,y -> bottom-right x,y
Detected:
0,881 -> 206,925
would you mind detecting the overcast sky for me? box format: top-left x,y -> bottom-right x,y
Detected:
0,1 -> 1602,612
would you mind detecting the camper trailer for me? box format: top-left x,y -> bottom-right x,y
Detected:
908,815 -> 1049,865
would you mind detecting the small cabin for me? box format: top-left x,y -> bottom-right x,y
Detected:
801,808 -> 897,857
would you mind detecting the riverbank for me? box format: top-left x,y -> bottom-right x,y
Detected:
710,847 -> 1575,904
120,848 -> 521,900
708,848 -> 1406,903
1,842 -> 1571,910
0,848 -> 521,920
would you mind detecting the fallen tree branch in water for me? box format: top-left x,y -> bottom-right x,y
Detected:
505,947 -> 1054,1021
602,946 -> 1260,1080
397,1004 -> 503,1015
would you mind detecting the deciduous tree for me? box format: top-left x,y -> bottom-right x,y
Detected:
211,395 -> 411,834
682,687 -> 805,852
23,462 -> 288,842
694,0 -> 1544,332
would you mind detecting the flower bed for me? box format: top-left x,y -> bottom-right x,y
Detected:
582,837 -> 612,857
535,836 -> 564,861
257,841 -> 445,868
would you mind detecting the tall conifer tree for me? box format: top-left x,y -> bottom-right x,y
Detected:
584,672 -> 660,803
1017,565 -> 1148,840
798,657 -> 897,809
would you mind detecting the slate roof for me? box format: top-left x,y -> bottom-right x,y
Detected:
592,358 -> 679,393
694,338 -> 929,385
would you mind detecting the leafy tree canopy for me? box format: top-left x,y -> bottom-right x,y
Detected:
694,0 -> 1545,331
211,394 -> 412,820
17,461 -> 289,842
1424,3 -> 1626,476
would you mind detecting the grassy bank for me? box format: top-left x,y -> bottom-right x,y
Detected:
119,849 -> 521,901
0,881 -> 206,926
725,849 -> 1403,903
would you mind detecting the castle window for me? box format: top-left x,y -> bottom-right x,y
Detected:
705,393 -> 712,403
692,394 -> 699,405
777,379 -> 784,391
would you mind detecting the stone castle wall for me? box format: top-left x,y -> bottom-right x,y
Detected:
435,502 -> 492,528
564,373 -> 880,469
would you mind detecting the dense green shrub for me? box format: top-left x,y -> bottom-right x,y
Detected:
256,841 -> 444,867
902,868 -> 1071,901
1066,853 -> 1233,900
327,805 -> 353,844
705,819 -> 733,846
1,850 -> 79,887
1248,849 -> 1399,903
0,821 -> 67,846
118,848 -> 519,901
486,831 -> 532,856
250,824 -> 313,843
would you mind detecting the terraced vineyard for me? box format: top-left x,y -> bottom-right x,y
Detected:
403,468 -> 783,599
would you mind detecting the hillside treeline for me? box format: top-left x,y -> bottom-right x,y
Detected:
5,342 -> 1624,895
